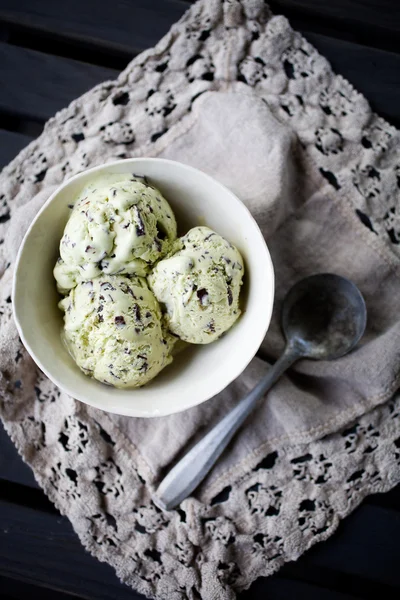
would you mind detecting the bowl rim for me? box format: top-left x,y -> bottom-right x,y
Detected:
12,158 -> 275,417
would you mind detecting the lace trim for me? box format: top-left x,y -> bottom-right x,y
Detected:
3,376 -> 400,598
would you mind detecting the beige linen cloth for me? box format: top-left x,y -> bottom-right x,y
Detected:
1,1 -> 400,598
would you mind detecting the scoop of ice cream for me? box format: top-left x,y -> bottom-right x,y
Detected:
148,227 -> 244,344
59,274 -> 175,388
54,173 -> 177,293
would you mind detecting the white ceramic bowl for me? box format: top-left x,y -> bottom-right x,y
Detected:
13,158 -> 274,417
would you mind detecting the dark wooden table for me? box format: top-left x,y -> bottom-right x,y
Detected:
1,1 -> 400,598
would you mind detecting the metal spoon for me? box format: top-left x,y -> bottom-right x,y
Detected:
153,273 -> 367,511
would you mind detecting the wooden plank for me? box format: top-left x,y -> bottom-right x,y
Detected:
0,43 -> 118,122
1,488 -> 400,598
0,130 -> 33,170
0,576 -> 83,600
0,502 -> 363,600
302,504 -> 400,587
0,500 -> 146,600
2,0 -> 399,58
241,576 -> 361,600
304,32 -> 400,127
268,0 -> 400,55
0,422 -> 38,489
0,34 -> 399,130
366,483 -> 400,511
270,0 -> 400,35
280,562 -> 400,600
0,0 -> 188,56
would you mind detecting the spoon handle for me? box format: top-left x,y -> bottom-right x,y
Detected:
153,345 -> 299,511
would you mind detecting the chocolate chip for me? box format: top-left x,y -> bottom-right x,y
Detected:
97,305 -> 103,313
132,173 -> 149,185
223,256 -> 231,264
134,206 -> 145,236
120,283 -> 136,299
124,348 -> 131,355
135,327 -> 140,334
100,282 -> 116,291
115,316 -> 126,326
137,354 -> 147,360
204,233 -> 215,241
145,311 -> 152,318
133,304 -> 141,321
207,321 -> 216,333
197,288 -> 209,305
85,245 -> 93,253
98,314 -> 104,323
227,287 -> 233,306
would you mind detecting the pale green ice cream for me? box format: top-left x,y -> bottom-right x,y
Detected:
59,274 -> 175,388
54,173 -> 177,293
148,227 -> 244,344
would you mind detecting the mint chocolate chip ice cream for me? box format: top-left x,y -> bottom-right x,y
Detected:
54,171 -> 245,388
148,227 -> 244,344
54,173 -> 177,293
59,274 -> 175,388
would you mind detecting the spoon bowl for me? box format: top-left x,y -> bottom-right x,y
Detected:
283,273 -> 367,360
